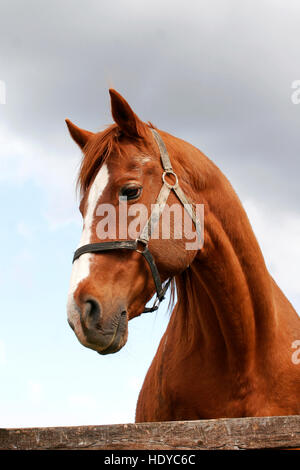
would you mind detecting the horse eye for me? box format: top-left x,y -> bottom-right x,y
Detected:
120,185 -> 142,200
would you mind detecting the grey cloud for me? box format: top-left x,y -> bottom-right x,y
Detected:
0,0 -> 299,212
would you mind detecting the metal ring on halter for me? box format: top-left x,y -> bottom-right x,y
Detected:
135,238 -> 148,254
162,170 -> 178,189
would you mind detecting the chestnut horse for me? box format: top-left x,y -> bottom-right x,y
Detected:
66,89 -> 300,422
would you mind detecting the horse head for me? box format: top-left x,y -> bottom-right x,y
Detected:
66,90 -> 200,355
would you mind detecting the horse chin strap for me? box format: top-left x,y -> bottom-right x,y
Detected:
72,128 -> 201,314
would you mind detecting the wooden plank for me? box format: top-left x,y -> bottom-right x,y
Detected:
0,415 -> 299,450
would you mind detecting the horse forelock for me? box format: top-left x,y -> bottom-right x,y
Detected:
77,122 -> 156,196
77,124 -> 120,195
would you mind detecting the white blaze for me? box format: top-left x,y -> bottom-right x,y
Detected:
67,164 -> 110,323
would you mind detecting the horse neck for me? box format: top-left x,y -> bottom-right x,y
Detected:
171,140 -> 278,373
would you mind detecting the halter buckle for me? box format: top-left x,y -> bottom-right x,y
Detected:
162,170 -> 178,189
135,238 -> 148,254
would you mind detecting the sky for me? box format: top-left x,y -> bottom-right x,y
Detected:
0,0 -> 299,427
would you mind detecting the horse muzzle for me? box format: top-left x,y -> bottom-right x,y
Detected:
67,297 -> 128,355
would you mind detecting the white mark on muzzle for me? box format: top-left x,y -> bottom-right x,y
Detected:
67,163 -> 110,326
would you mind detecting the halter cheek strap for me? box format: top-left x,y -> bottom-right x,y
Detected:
72,129 -> 201,313
138,129 -> 201,244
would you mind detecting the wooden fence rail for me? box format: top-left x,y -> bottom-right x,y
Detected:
0,415 -> 300,450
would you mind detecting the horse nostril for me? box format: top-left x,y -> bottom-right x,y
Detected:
83,298 -> 101,329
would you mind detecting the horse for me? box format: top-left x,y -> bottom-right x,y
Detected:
66,89 -> 300,422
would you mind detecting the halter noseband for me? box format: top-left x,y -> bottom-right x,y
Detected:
72,129 -> 201,313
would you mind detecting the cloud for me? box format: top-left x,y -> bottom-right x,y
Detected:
244,198 -> 300,298
0,0 -> 299,218
0,123 -> 81,228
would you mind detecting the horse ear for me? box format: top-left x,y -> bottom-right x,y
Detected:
109,89 -> 142,138
65,119 -> 94,149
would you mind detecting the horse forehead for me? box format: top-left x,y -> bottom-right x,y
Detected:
91,163 -> 110,192
114,152 -> 154,167
84,163 -> 110,213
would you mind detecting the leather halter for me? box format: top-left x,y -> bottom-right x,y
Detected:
72,129 -> 201,313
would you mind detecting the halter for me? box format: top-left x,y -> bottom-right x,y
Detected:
72,129 -> 201,313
